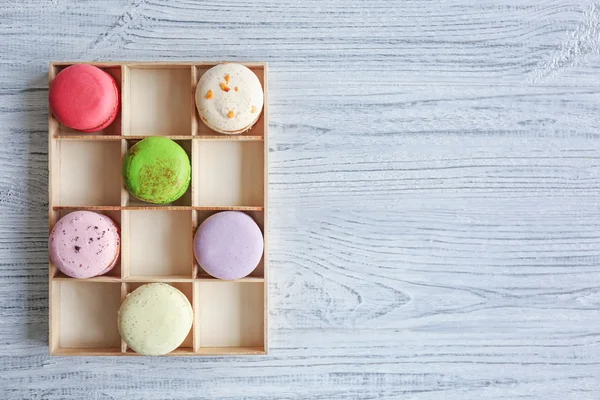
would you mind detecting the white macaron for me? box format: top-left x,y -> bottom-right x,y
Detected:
195,63 -> 264,134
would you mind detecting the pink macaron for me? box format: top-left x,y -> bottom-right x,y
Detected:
49,211 -> 120,278
49,64 -> 120,132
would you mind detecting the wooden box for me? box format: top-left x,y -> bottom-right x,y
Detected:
48,62 -> 269,356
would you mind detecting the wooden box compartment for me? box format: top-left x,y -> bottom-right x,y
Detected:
50,141 -> 122,206
192,64 -> 266,139
194,210 -> 265,279
123,282 -> 195,354
49,208 -> 122,280
51,65 -> 122,136
48,62 -> 269,356
195,281 -> 264,352
124,66 -> 192,136
193,141 -> 264,207
50,281 -> 122,355
123,139 -> 193,207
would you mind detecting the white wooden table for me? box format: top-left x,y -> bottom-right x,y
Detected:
1,0 -> 599,398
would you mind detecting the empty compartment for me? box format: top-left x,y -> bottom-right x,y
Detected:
125,66 -> 192,136
193,64 -> 265,137
50,64 -> 122,136
195,281 -> 264,349
123,139 -> 192,207
52,281 -> 121,354
125,210 -> 193,278
193,141 -> 264,207
194,210 -> 264,278
54,141 -> 121,206
50,209 -> 122,279
126,282 -> 194,354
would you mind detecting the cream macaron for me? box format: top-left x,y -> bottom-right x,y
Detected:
195,63 -> 264,134
118,283 -> 193,356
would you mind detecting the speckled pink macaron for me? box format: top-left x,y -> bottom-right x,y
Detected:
49,211 -> 120,278
193,211 -> 263,280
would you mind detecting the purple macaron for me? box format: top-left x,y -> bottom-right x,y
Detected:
193,211 -> 264,280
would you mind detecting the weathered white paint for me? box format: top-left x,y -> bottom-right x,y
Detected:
1,0 -> 600,398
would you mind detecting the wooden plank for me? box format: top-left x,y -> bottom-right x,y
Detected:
263,63 -> 270,353
53,135 -> 264,141
120,282 -> 129,353
191,66 -> 198,136
2,0 -> 600,397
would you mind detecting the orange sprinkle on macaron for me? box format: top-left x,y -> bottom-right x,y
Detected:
227,110 -> 235,118
251,105 -> 257,113
220,82 -> 230,92
225,74 -> 231,83
205,89 -> 213,99
235,86 -> 239,92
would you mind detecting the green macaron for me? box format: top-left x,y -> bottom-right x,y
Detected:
123,137 -> 191,204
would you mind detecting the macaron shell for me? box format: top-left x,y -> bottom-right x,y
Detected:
49,64 -> 120,132
80,83 -> 120,132
49,211 -> 120,279
118,283 -> 193,356
195,63 -> 263,134
200,113 -> 261,135
193,211 -> 264,280
122,137 -> 191,204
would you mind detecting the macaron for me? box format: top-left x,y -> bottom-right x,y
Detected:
118,283 -> 193,356
49,211 -> 120,279
195,63 -> 264,134
49,64 -> 120,132
122,137 -> 191,204
194,211 -> 264,280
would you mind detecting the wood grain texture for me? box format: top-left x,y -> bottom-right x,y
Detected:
1,0 -> 600,398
